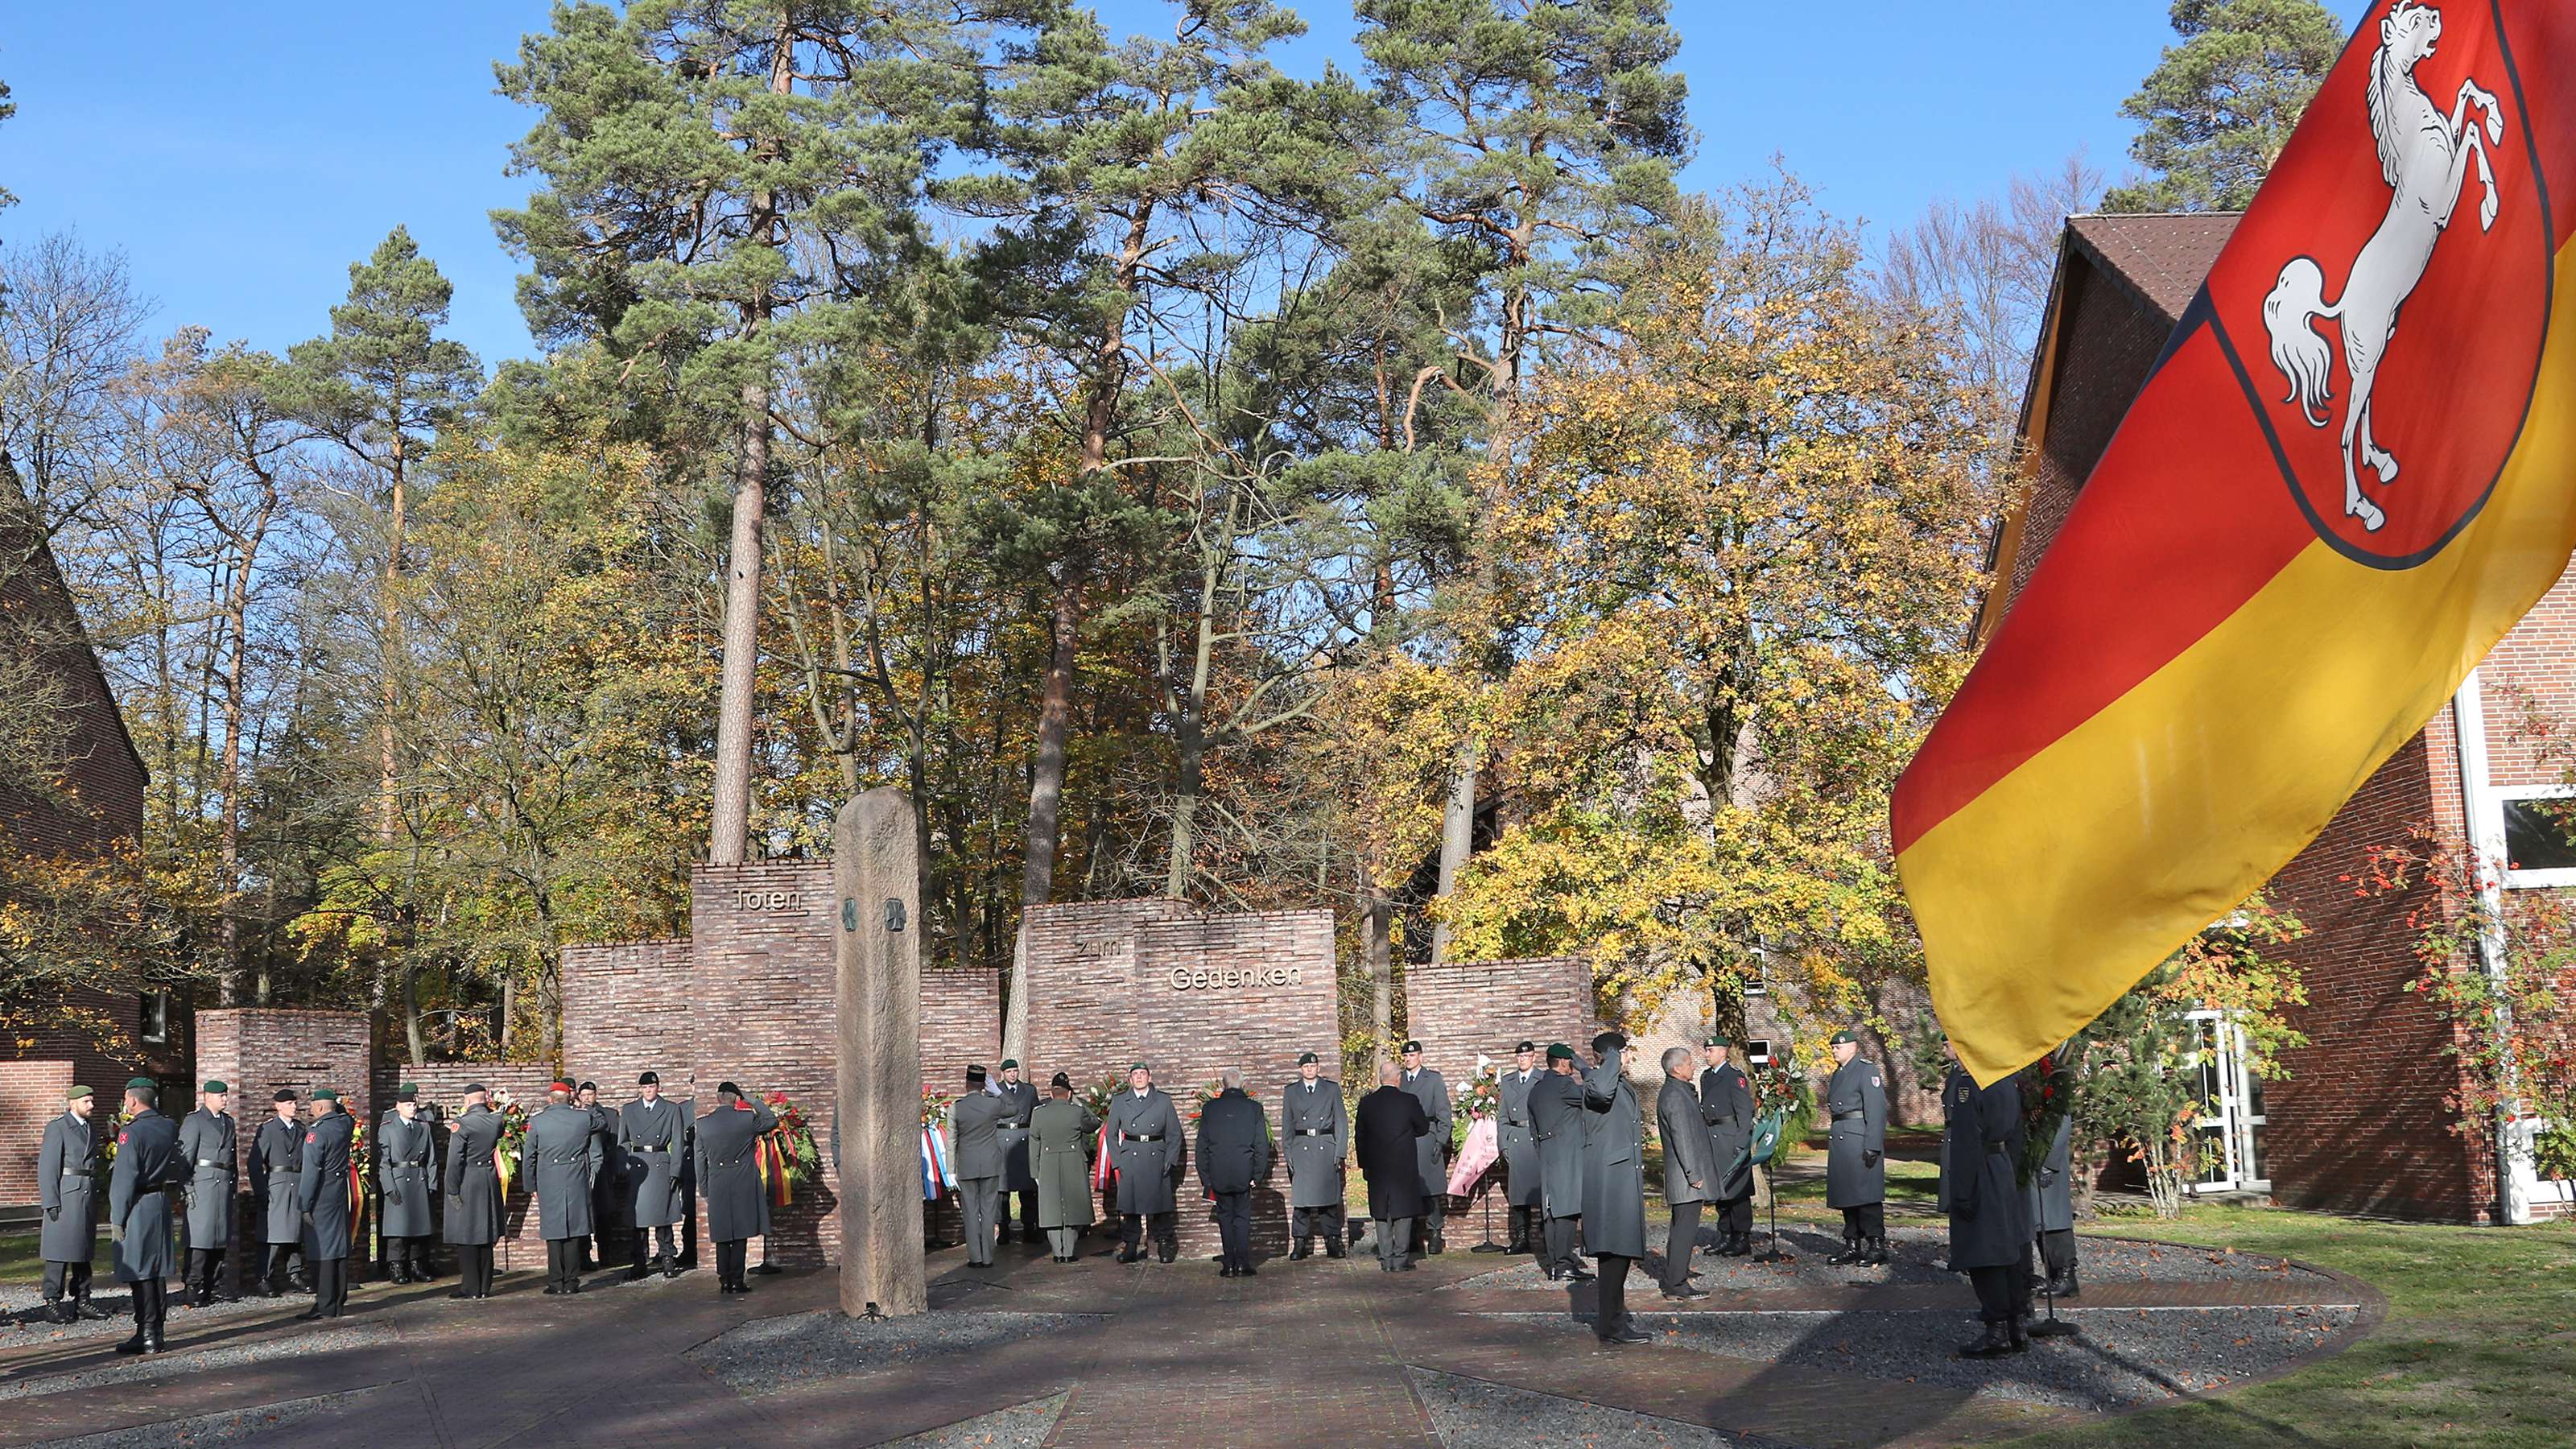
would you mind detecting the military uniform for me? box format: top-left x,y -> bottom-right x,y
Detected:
1496,1054 -> 1544,1253
1281,1060 -> 1348,1258
1105,1078 -> 1185,1262
1195,1087 -> 1272,1276
1398,1053 -> 1452,1252
297,1096 -> 357,1319
1030,1085 -> 1097,1261
2027,1114 -> 2079,1297
1942,1064 -> 2033,1357
694,1089 -> 776,1292
109,1086 -> 183,1354
376,1099 -> 441,1282
1525,1051 -> 1591,1280
581,1089 -> 621,1269
525,1092 -> 601,1294
618,1078 -> 691,1278
952,1076 -> 1006,1267
250,1100 -> 307,1294
442,1098 -> 506,1298
1655,1070 -> 1719,1296
994,1065 -> 1040,1242
1699,1052 -> 1757,1255
175,1088 -> 237,1304
36,1091 -> 105,1322
1580,1042 -> 1648,1342
1823,1034 -> 1890,1265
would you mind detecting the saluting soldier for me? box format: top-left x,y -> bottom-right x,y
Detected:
376,1084 -> 440,1284
1030,1071 -> 1097,1262
525,1081 -> 600,1295
1525,1045 -> 1591,1282
693,1081 -> 777,1294
1699,1035 -> 1757,1258
36,1084 -> 108,1323
1105,1062 -> 1186,1264
109,1078 -> 183,1355
576,1080 -> 620,1271
175,1080 -> 237,1306
296,1088 -> 357,1319
251,1088 -> 306,1296
619,1071 -> 691,1280
952,1065 -> 1006,1267
1397,1041 -> 1452,1254
1281,1051 -> 1348,1260
1654,1046 -> 1717,1300
1580,1034 -> 1649,1344
1941,1051 -> 2032,1358
1823,1029 -> 1889,1265
442,1084 -> 506,1299
993,1059 -> 1040,1245
2029,1110 -> 2079,1298
1496,1042 -> 1543,1256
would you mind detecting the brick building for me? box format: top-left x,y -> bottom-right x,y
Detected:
1984,214 -> 2568,1224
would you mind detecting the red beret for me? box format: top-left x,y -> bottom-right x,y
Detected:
551,1080 -> 575,1094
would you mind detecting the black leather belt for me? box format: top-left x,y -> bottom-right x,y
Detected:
1292,1128 -> 1334,1137
61,1168 -> 93,1179
195,1158 -> 227,1167
1121,1132 -> 1165,1142
1984,1141 -> 2010,1156
631,1146 -> 672,1154
1833,1110 -> 1865,1121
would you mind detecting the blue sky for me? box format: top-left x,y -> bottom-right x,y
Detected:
0,2 -> 2376,370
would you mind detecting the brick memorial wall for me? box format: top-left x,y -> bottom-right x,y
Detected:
366,1063 -> 563,1268
0,1061 -> 75,1214
1403,956 -> 1599,1224
193,1008 -> 374,1287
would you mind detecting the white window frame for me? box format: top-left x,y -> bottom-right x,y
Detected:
2489,782 -> 2576,890
140,989 -> 171,1046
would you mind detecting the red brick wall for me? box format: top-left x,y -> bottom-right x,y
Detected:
2472,561 -> 2576,788
1403,957 -> 1595,1075
0,469 -> 147,861
367,1063 -> 561,1264
1,1060 -> 75,1209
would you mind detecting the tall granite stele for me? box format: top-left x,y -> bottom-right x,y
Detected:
836,787 -> 927,1317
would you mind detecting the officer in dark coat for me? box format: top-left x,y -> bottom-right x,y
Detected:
1496,1042 -> 1543,1254
442,1084 -> 506,1299
1397,1041 -> 1453,1253
993,1059 -> 1040,1245
1698,1035 -> 1757,1257
1194,1069 -> 1273,1277
694,1082 -> 777,1293
525,1081 -> 600,1294
1823,1029 -> 1890,1265
2029,1113 -> 2079,1298
175,1080 -> 237,1306
1105,1063 -> 1187,1264
1582,1034 -> 1649,1343
37,1084 -> 108,1323
951,1066 -> 1006,1267
618,1071 -> 690,1279
1654,1047 -> 1719,1300
109,1079 -> 183,1354
296,1088 -> 357,1319
251,1088 -> 306,1295
1354,1063 -> 1430,1271
576,1080 -> 621,1270
1942,1059 -> 2033,1357
1525,1046 -> 1591,1282
376,1084 -> 440,1283
1281,1051 -> 1348,1259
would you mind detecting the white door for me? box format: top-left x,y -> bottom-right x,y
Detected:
2184,1009 -> 2270,1195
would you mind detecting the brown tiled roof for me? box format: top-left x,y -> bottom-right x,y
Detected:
2065,212 -> 2242,323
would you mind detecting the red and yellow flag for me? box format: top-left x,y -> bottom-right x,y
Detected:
1897,0 -> 2576,1084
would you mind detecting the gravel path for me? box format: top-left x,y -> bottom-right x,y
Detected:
1494,1304 -> 2359,1412
688,1311 -> 1107,1396
26,1384 -> 402,1449
1448,1226 -> 2333,1293
0,1324 -> 397,1403
877,1391 -> 1069,1448
1406,1365 -> 1753,1448
2,1290 -> 294,1346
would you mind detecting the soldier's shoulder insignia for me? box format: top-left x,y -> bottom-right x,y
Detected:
1869,1075 -> 1881,1088
306,1132 -> 317,1144
118,1131 -> 129,1145
1955,1084 -> 1971,1103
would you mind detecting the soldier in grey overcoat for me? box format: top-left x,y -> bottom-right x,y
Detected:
693,1082 -> 777,1293
1580,1034 -> 1649,1344
251,1089 -> 306,1295
36,1084 -> 106,1323
1699,1036 -> 1757,1257
376,1084 -> 440,1284
1942,1061 -> 2032,1358
296,1089 -> 357,1319
524,1082 -> 600,1294
2029,1113 -> 2079,1298
175,1081 -> 237,1306
951,1066 -> 1006,1267
1525,1046 -> 1591,1282
1030,1072 -> 1096,1261
1397,1041 -> 1453,1253
1105,1063 -> 1186,1263
1654,1047 -> 1719,1298
1496,1042 -> 1543,1254
619,1071 -> 690,1279
1281,1051 -> 1348,1259
441,1086 -> 506,1298
109,1080 -> 183,1354
993,1059 -> 1040,1244
1823,1030 -> 1889,1265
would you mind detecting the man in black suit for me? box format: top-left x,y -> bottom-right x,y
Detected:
1193,1068 -> 1273,1277
1354,1063 -> 1430,1271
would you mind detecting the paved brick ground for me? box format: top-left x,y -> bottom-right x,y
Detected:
0,1231 -> 2379,1449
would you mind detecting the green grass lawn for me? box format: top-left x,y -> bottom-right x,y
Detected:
0,1228 -> 110,1282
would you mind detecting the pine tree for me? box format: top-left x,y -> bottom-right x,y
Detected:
2102,0 -> 2347,213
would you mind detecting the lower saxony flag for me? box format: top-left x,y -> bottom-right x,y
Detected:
1895,0 -> 2576,1085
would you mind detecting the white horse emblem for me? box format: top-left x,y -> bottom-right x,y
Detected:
2262,0 -> 2504,534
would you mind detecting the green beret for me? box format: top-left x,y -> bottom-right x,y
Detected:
201,1080 -> 229,1094
1297,1051 -> 1319,1065
1702,1034 -> 1729,1047
398,1081 -> 419,1095
311,1087 -> 340,1102
126,1076 -> 158,1092
1829,1030 -> 1860,1045
66,1085 -> 93,1102
1000,1059 -> 1019,1070
1129,1062 -> 1150,1074
1545,1044 -> 1575,1063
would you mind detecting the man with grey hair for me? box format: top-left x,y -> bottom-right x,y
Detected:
1356,1062 -> 1430,1271
1195,1067 -> 1272,1277
1655,1046 -> 1719,1299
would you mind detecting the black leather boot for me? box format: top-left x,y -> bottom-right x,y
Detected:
1867,1236 -> 1890,1266
2055,1269 -> 2080,1299
1958,1321 -> 2013,1359
1828,1235 -> 1864,1265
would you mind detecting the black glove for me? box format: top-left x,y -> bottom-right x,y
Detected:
1864,1150 -> 1881,1169
45,1207 -> 57,1221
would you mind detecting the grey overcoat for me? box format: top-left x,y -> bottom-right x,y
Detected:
175,1107 -> 237,1249
952,1091 -> 1006,1181
441,1106 -> 506,1246
1105,1088 -> 1185,1214
1278,1079 -> 1348,1210
694,1098 -> 778,1242
1579,1048 -> 1646,1258
1823,1056 -> 1889,1208
1699,1063 -> 1757,1200
375,1111 -> 441,1239
2026,1113 -> 2074,1233
1941,1067 -> 2030,1269
1656,1075 -> 1720,1207
253,1113 -> 304,1245
617,1096 -> 691,1228
110,1108 -> 183,1282
1400,1067 -> 1451,1196
524,1103 -> 600,1241
586,1102 -> 629,1232
1030,1098 -> 1097,1228
298,1108 -> 356,1261
1525,1071 -> 1587,1220
1496,1068 -> 1542,1208
994,1080 -> 1039,1192
38,1111 -> 101,1265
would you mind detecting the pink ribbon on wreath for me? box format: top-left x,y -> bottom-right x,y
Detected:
1446,1116 -> 1499,1196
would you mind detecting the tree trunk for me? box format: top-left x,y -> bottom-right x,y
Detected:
1429,735 -> 1476,963
402,961 -> 426,1066
1003,575 -> 1080,1059
1362,850 -> 1395,1067
377,429 -> 405,848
